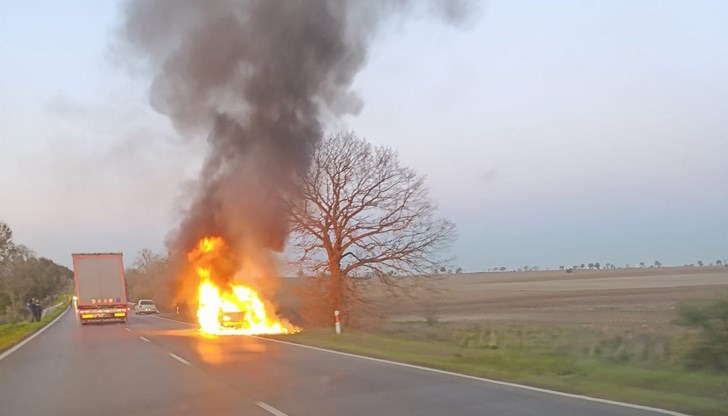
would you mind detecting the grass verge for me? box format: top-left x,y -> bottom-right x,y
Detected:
0,294 -> 71,354
270,323 -> 728,416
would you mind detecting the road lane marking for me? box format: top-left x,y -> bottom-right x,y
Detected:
256,401 -> 288,416
125,328 -> 132,332
0,306 -> 70,362
139,336 -> 150,342
256,336 -> 687,416
169,352 -> 191,365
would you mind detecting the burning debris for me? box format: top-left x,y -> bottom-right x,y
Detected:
120,0 -> 473,334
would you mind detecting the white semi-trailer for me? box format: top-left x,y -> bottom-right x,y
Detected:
72,252 -> 128,324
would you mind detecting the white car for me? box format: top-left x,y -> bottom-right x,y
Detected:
134,299 -> 159,315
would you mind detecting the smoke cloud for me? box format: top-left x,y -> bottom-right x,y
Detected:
120,0 -> 473,292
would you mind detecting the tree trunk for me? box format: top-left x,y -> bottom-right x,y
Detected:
328,258 -> 343,322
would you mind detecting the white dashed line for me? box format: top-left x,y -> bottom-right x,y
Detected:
125,328 -> 132,332
139,336 -> 150,342
169,353 -> 191,365
256,401 -> 288,416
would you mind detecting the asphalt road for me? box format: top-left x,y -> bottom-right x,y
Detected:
0,308 -> 682,416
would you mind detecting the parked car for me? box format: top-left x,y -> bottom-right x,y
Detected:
134,299 -> 159,315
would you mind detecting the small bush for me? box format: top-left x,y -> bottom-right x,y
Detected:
676,296 -> 728,372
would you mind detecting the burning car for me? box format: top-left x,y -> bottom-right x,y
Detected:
219,309 -> 249,329
191,237 -> 298,335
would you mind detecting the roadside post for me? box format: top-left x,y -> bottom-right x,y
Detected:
334,310 -> 341,335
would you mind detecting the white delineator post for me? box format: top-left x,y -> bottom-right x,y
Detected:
334,310 -> 341,335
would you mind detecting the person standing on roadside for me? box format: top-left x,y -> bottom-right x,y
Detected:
27,299 -> 36,322
33,298 -> 42,322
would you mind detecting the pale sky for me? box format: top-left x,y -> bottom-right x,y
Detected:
1,0 -> 726,271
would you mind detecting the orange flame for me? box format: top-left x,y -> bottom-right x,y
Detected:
189,237 -> 298,335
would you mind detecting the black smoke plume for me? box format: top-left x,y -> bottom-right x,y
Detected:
120,0 -> 473,292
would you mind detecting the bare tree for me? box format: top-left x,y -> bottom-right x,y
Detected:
0,221 -> 15,308
0,220 -> 15,266
125,249 -> 171,308
288,131 -> 455,322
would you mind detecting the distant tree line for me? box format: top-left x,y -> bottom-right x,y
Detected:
0,221 -> 74,324
681,260 -> 726,267
483,258 -> 727,273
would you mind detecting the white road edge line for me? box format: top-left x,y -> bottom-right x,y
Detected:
0,306 -> 70,362
150,315 -> 686,416
256,336 -> 688,416
169,352 -> 191,365
256,401 -> 288,416
139,336 -> 150,342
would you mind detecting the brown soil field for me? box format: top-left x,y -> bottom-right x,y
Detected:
374,266 -> 728,329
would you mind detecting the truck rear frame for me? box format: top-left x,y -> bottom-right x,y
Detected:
72,252 -> 128,325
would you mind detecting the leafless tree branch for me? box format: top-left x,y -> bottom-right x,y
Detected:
287,131 -> 456,321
